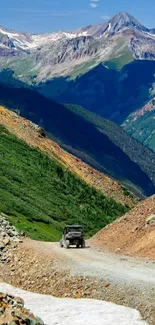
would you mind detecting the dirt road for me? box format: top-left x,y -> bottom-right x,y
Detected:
31,240 -> 155,288
1,239 -> 155,324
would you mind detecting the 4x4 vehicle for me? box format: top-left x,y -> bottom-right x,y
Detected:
60,225 -> 85,249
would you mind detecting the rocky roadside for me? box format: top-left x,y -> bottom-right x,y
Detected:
0,213 -> 45,324
1,214 -> 155,325
0,213 -> 23,264
0,292 -> 45,324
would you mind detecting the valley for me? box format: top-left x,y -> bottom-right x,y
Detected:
0,7 -> 155,325
0,85 -> 155,197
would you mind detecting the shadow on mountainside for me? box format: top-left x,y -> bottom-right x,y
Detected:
38,60 -> 155,124
0,81 -> 155,196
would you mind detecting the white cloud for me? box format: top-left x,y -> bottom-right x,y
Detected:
89,3 -> 98,8
89,0 -> 100,9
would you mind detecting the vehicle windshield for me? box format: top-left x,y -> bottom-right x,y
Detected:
67,227 -> 83,233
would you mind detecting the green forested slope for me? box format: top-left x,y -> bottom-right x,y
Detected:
0,125 -> 128,241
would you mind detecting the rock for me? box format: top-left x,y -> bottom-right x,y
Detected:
0,240 -> 5,250
146,214 -> 155,225
115,248 -> 121,253
0,293 -> 45,324
0,231 -> 6,237
0,213 -> 22,264
3,237 -> 10,246
105,282 -> 111,288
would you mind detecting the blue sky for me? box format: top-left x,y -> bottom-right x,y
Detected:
0,0 -> 155,33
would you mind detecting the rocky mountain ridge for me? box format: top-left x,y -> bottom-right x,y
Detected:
78,12 -> 154,38
0,12 -> 154,52
0,12 -> 154,84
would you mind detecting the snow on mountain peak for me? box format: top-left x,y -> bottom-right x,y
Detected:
0,25 -> 89,51
0,12 -> 154,53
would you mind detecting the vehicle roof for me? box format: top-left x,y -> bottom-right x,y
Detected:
65,225 -> 83,228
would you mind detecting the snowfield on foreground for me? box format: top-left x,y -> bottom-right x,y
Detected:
0,283 -> 147,325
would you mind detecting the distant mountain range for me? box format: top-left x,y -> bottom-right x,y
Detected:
0,11 -> 155,153
0,12 -> 155,82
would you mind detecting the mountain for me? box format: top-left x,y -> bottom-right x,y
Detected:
77,12 -> 150,38
0,13 -> 154,151
0,105 -> 136,208
0,82 -> 155,197
0,122 -> 129,241
0,12 -> 154,84
42,60 -> 155,124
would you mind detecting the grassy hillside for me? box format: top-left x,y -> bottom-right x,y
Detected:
0,82 -> 155,197
0,125 -> 129,241
0,106 -> 137,208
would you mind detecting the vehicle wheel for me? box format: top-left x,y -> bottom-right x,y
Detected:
76,243 -> 79,248
59,240 -> 63,247
64,240 -> 70,249
81,240 -> 85,248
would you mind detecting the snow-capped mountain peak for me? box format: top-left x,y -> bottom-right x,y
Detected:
0,11 -> 154,70
0,12 -> 154,53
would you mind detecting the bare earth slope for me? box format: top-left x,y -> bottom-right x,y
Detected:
0,105 -> 136,207
90,195 -> 155,258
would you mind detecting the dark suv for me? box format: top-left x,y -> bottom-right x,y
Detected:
60,225 -> 85,249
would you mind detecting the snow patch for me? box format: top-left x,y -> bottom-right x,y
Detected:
77,31 -> 88,37
144,31 -> 155,38
0,26 -> 90,51
0,28 -> 19,38
101,23 -> 112,38
0,283 -> 148,325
